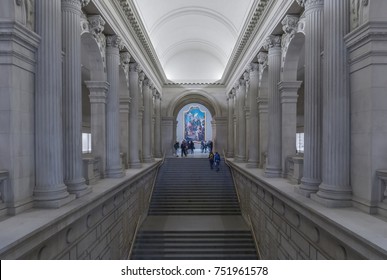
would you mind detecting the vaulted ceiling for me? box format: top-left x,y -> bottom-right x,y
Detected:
133,0 -> 255,83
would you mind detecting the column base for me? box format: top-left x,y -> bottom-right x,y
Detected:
246,161 -> 259,168
34,184 -> 76,208
106,167 -> 124,178
264,166 -> 282,178
66,178 -> 92,198
129,161 -> 142,169
296,177 -> 321,197
234,156 -> 246,163
310,182 -> 352,208
143,157 -> 154,163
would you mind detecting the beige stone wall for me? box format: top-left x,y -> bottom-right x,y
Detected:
229,161 -> 387,260
0,164 -> 159,260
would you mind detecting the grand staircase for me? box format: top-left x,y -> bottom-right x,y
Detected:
130,157 -> 258,260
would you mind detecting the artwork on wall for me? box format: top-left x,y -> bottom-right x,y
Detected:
183,106 -> 206,142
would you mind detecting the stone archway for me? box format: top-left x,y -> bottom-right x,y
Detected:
162,90 -> 223,156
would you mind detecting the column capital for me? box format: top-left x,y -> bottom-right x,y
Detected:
106,35 -> 124,50
88,15 -> 105,34
120,52 -> 131,65
85,80 -> 109,104
263,35 -> 282,50
282,15 -> 299,35
246,62 -> 259,73
61,0 -> 88,9
296,0 -> 323,9
129,62 -> 142,72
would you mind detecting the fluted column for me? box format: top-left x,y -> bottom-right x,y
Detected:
61,0 -> 90,197
313,0 -> 352,207
105,35 -> 124,178
257,52 -> 268,169
138,71 -> 145,161
247,63 -> 260,168
119,52 -> 131,169
226,90 -> 235,157
128,63 -> 142,168
295,0 -> 324,196
235,73 -> 248,162
142,79 -> 153,163
34,0 -> 74,207
85,81 -> 109,178
279,81 -> 301,177
154,91 -> 162,158
264,35 -> 282,177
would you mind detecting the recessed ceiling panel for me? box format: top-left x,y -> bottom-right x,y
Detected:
133,0 -> 254,83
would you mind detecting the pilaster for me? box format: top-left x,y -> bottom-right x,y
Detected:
119,52 -> 131,169
153,91 -> 163,158
235,74 -> 248,163
279,81 -> 301,177
226,90 -> 235,158
85,81 -> 109,178
142,78 -> 153,163
257,52 -> 268,169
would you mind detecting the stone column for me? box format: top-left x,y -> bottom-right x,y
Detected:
313,0 -> 352,207
257,52 -> 268,169
142,78 -> 153,163
61,0 -> 90,197
128,63 -> 142,168
34,0 -> 74,207
279,81 -> 301,177
154,91 -> 163,158
226,91 -> 235,157
264,35 -> 282,177
84,81 -> 109,178
138,71 -> 145,161
296,0 -> 324,196
247,63 -> 260,168
119,52 -> 131,169
235,74 -> 248,162
105,35 -> 124,178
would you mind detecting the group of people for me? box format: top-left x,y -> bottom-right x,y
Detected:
174,140 -> 196,157
208,151 -> 221,172
200,140 -> 213,153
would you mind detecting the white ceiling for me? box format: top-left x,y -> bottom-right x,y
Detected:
133,0 -> 255,83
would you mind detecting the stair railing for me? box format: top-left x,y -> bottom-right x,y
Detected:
128,152 -> 166,260
222,150 -> 261,259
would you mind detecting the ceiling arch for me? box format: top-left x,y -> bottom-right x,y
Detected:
149,6 -> 238,39
133,0 -> 254,83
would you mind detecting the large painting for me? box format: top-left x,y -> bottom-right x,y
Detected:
183,106 -> 206,142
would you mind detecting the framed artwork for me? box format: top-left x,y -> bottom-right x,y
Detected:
183,106 -> 206,142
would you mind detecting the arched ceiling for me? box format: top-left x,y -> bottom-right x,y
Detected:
133,0 -> 254,83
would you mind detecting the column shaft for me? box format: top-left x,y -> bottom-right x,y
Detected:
62,0 -> 90,197
105,36 -> 123,178
34,0 -> 74,207
235,76 -> 247,162
142,80 -> 153,163
279,81 -> 301,177
128,63 -> 142,168
85,81 -> 109,178
299,0 -> 324,195
313,0 -> 352,206
264,36 -> 282,177
226,92 -> 235,157
154,92 -> 163,158
247,63 -> 260,168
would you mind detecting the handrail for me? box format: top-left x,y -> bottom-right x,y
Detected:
223,150 -> 241,204
127,215 -> 142,259
247,214 -> 262,260
148,152 -> 165,204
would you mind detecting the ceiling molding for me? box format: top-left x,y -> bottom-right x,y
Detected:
160,39 -> 228,66
149,6 -> 238,39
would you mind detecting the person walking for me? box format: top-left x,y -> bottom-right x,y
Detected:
214,152 -> 221,172
208,151 -> 214,169
173,141 -> 179,157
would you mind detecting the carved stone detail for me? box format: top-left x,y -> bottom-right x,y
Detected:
351,0 -> 369,30
263,35 -> 282,50
120,52 -> 131,89
88,15 -> 106,73
106,35 -> 124,50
